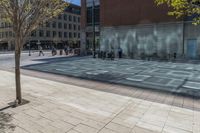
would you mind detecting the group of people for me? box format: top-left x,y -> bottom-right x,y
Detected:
38,45 -> 73,56
98,47 -> 123,60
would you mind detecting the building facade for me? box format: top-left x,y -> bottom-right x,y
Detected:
0,4 -> 81,51
81,0 -> 200,60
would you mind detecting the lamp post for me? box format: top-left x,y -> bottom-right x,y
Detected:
92,0 -> 96,58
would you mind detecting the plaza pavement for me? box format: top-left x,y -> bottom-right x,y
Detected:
0,70 -> 200,133
23,57 -> 200,97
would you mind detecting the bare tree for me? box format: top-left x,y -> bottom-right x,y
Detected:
0,0 -> 68,105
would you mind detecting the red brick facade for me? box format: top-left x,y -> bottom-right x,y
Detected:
81,0 -> 177,27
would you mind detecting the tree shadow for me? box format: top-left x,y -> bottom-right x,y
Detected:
0,99 -> 29,133
0,112 -> 16,133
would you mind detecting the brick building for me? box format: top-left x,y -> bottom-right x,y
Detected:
81,0 -> 200,60
0,4 -> 81,51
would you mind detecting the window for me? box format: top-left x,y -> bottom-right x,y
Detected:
58,22 -> 62,29
58,32 -> 62,38
73,25 -> 76,30
73,16 -> 76,22
86,5 -> 100,26
69,32 -> 72,38
39,30 -> 44,37
53,31 -> 57,37
46,31 -> 51,37
69,24 -> 72,30
46,22 -> 50,28
64,14 -> 67,20
78,17 -> 80,23
31,31 -> 36,37
78,25 -> 80,30
9,31 -> 12,37
52,22 -> 56,28
5,32 -> 8,37
78,33 -> 80,38
69,15 -> 72,21
64,23 -> 67,29
64,32 -> 68,38
74,32 -> 77,38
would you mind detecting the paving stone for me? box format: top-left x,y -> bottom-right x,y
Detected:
0,70 -> 199,133
99,128 -> 118,133
23,57 -> 200,97
73,124 -> 99,133
163,126 -> 192,133
105,122 -> 132,133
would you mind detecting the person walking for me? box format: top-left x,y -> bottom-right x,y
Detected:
52,46 -> 57,56
64,45 -> 68,55
38,45 -> 44,56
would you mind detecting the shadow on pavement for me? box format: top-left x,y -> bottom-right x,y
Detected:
0,112 -> 16,133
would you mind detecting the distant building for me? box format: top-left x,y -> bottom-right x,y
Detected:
81,0 -> 200,60
0,3 -> 81,51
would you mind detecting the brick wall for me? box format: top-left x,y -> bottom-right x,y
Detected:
100,0 -> 178,27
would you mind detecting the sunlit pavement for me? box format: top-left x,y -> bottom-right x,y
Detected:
23,57 -> 200,97
0,70 -> 200,133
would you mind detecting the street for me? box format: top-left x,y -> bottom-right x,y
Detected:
0,51 -> 68,71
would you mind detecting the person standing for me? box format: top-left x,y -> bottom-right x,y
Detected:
39,45 -> 44,56
118,47 -> 123,58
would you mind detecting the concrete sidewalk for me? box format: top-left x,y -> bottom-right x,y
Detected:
0,70 -> 199,133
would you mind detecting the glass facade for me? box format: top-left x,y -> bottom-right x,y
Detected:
85,0 -> 100,54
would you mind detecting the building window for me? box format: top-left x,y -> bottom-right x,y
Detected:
74,32 -> 76,38
9,31 -> 12,37
64,14 -> 67,20
69,24 -> 72,30
78,25 -> 80,30
64,23 -> 67,29
58,32 -> 62,38
69,32 -> 72,38
86,5 -> 100,26
5,32 -> 8,37
31,31 -> 36,37
46,31 -> 51,37
69,15 -> 72,21
52,22 -> 56,28
46,22 -> 50,28
64,32 -> 68,38
78,17 -> 80,23
73,25 -> 76,30
73,16 -> 76,22
58,22 -> 62,29
53,31 -> 57,37
39,30 -> 44,37
78,33 -> 80,38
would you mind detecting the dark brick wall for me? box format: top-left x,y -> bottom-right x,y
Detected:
81,0 -> 179,27
100,0 -> 178,27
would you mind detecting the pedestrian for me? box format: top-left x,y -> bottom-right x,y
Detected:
52,46 -> 57,56
118,47 -> 123,58
64,45 -> 68,55
38,46 -> 44,56
174,52 -> 177,60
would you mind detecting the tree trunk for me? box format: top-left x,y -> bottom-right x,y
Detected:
15,40 -> 22,104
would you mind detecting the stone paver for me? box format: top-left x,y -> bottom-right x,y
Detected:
0,70 -> 200,133
23,57 -> 200,97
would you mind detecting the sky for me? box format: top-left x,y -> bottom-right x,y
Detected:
70,0 -> 80,5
